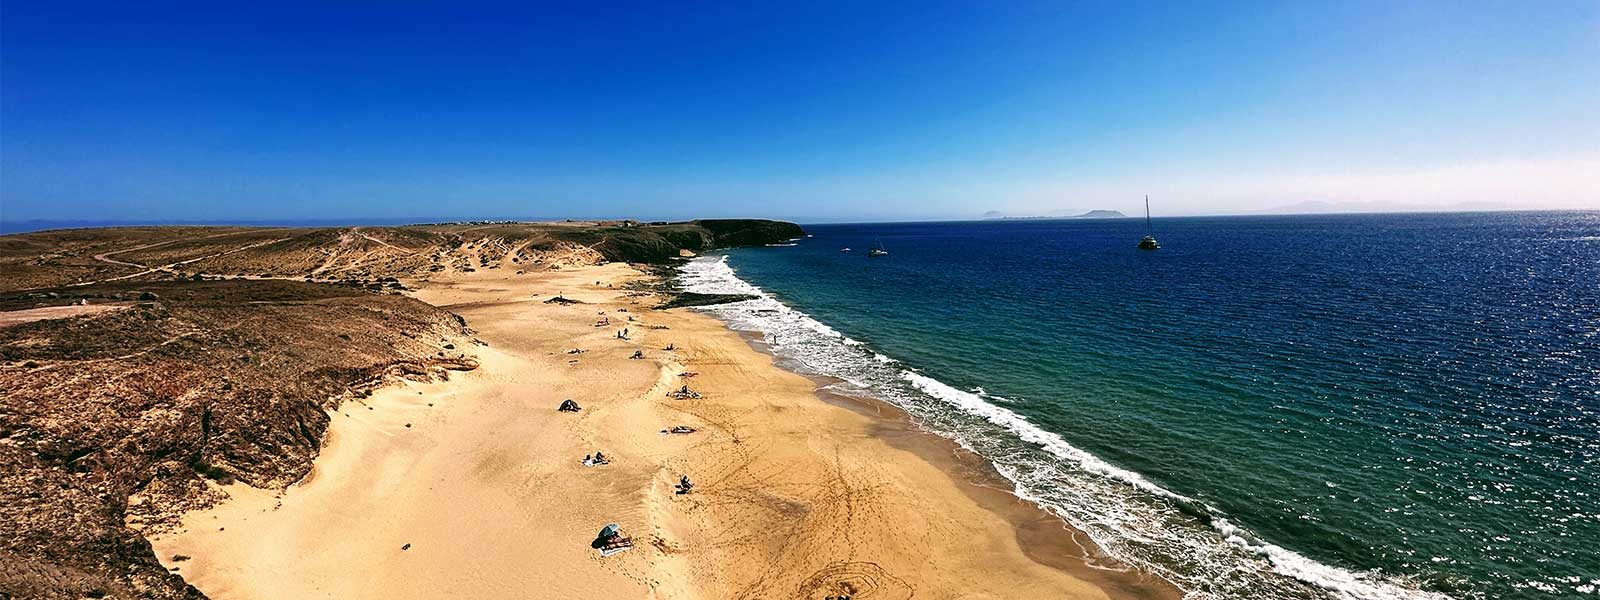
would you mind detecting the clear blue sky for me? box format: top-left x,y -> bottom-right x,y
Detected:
3,1 -> 1596,223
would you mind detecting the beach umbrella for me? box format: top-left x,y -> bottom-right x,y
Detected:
599,523 -> 620,538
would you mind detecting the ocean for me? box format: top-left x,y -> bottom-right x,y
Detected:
677,211 -> 1599,600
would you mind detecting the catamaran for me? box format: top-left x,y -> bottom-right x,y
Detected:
1138,196 -> 1160,250
867,239 -> 889,257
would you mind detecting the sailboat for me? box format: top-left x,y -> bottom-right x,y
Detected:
1138,196 -> 1160,250
867,239 -> 889,257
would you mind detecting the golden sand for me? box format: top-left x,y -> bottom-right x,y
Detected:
148,264 -> 1177,599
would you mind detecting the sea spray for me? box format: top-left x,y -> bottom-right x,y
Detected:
678,255 -> 1453,600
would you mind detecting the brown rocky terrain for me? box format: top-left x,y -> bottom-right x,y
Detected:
0,280 -> 477,599
0,219 -> 801,599
0,219 -> 805,292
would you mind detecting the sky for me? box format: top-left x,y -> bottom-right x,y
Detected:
2,1 -> 1597,224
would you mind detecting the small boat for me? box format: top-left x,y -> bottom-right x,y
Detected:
840,247 -> 851,252
867,239 -> 889,257
1138,196 -> 1160,250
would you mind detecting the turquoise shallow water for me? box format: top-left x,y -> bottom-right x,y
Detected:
679,212 -> 1599,599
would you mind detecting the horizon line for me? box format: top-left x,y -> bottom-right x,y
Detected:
4,207 -> 1597,235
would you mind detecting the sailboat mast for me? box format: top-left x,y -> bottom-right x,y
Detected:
1145,195 -> 1152,233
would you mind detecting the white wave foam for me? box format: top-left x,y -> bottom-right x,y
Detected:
1209,518 -> 1449,600
899,370 -> 1197,504
677,255 -> 1452,600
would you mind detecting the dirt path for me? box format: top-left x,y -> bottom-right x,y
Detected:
25,330 -> 200,373
83,231 -> 291,287
0,303 -> 134,328
354,229 -> 403,251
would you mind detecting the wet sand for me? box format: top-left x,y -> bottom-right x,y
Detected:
147,264 -> 1179,599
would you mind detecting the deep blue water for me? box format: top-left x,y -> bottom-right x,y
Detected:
681,212 -> 1600,599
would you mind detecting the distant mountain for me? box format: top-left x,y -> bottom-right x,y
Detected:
1074,210 -> 1126,218
980,209 -> 1126,220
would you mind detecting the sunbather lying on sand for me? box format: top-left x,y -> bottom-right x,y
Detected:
592,524 -> 633,556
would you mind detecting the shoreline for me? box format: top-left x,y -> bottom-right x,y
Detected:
731,329 -> 1181,599
145,263 -> 1180,599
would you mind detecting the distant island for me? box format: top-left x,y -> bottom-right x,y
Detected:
980,209 -> 1127,220
1070,210 -> 1127,219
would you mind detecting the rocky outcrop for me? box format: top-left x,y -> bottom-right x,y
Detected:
655,292 -> 760,310
555,220 -> 806,264
690,219 -> 806,248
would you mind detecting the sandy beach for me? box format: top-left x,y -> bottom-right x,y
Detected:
146,263 -> 1178,599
